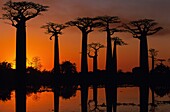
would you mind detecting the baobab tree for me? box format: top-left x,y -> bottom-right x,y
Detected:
111,37 -> 127,112
41,22 -> 67,76
95,16 -> 120,73
1,1 -> 48,112
88,42 -> 105,72
2,0 -> 48,76
95,16 -> 121,112
66,17 -> 99,112
112,37 -> 127,74
123,19 -> 162,74
88,42 -> 104,109
66,17 -> 99,74
149,48 -> 158,71
149,48 -> 158,109
123,19 -> 162,112
42,22 -> 67,112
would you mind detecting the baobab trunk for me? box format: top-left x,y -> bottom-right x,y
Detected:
140,36 -> 149,73
81,32 -> 88,74
54,35 -> 60,75
112,41 -> 117,74
81,32 -> 88,112
93,51 -> 98,108
15,20 -> 26,112
139,36 -> 149,112
54,35 -> 60,112
151,55 -> 155,71
112,41 -> 117,112
93,52 -> 98,72
106,29 -> 112,72
105,29 -> 114,112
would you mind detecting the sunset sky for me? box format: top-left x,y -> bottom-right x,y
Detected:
0,0 -> 170,72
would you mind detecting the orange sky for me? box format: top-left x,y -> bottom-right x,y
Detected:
0,0 -> 170,72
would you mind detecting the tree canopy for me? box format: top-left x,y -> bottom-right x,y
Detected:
41,22 -> 67,40
1,0 -> 49,27
123,19 -> 163,39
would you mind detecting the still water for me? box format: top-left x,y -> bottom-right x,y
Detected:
0,87 -> 169,112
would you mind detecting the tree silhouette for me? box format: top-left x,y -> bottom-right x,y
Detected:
32,56 -> 42,70
123,19 -> 162,112
88,42 -> 104,109
66,17 -> 100,112
41,22 -> 67,75
42,22 -> 67,112
88,42 -> 105,72
60,61 -> 77,75
111,37 -> 127,112
123,19 -> 162,74
66,17 -> 99,74
95,16 -> 120,73
1,1 -> 48,112
0,61 -> 12,70
112,37 -> 127,74
95,16 -> 121,112
2,0 -> 48,76
148,48 -> 158,107
149,48 -> 158,71
157,58 -> 166,65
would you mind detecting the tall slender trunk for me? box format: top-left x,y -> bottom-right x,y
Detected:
81,32 -> 88,74
54,35 -> 60,75
112,41 -> 117,112
105,28 -> 114,112
140,36 -> 149,74
112,41 -> 117,74
139,36 -> 149,112
53,34 -> 60,112
151,56 -> 154,71
106,29 -> 112,72
93,51 -> 98,108
15,20 -> 26,112
151,55 -> 155,106
93,51 -> 97,72
81,31 -> 88,112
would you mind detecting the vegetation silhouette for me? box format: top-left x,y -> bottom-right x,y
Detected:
1,1 -> 48,112
88,42 -> 105,109
60,61 -> 77,75
0,60 -> 170,111
123,19 -> 163,112
31,56 -> 42,70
